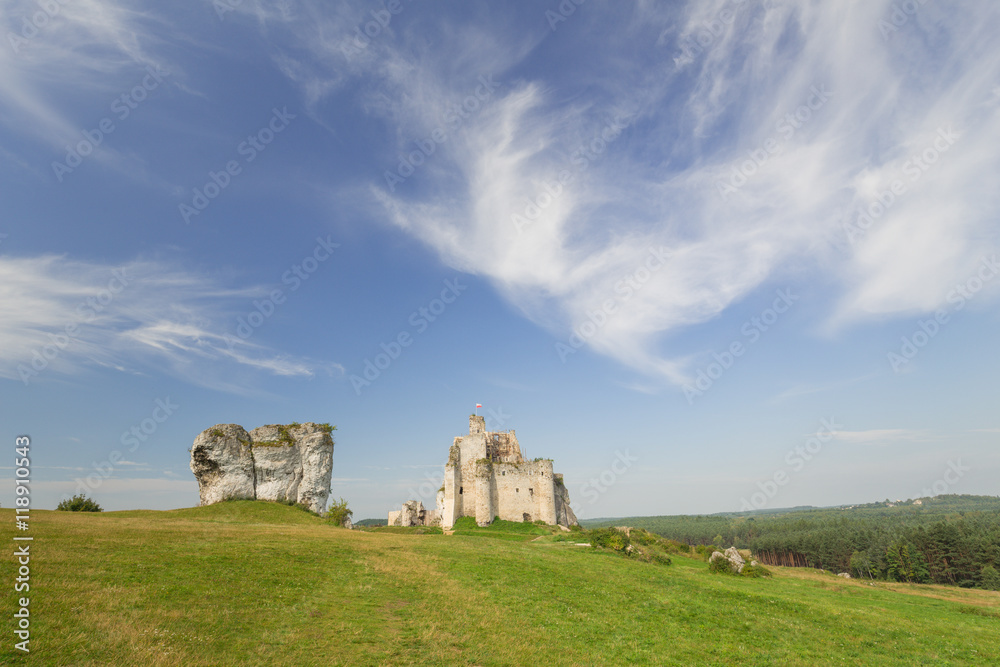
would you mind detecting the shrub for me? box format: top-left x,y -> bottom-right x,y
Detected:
326,497 -> 353,527
695,544 -> 720,560
708,553 -> 734,574
648,551 -> 673,565
588,528 -> 672,565
740,563 -> 772,578
589,527 -> 630,552
56,494 -> 103,512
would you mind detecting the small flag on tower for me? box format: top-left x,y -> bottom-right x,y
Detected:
476,404 -> 482,408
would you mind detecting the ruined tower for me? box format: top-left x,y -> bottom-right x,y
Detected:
440,415 -> 577,529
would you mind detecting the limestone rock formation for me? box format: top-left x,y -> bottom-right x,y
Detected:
190,424 -> 255,505
190,422 -> 334,514
710,546 -> 747,573
250,424 -> 303,504
554,476 -> 578,526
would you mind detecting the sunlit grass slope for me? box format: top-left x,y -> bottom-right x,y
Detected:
2,502 -> 998,666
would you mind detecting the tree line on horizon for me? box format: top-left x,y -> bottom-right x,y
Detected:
584,495 -> 1000,590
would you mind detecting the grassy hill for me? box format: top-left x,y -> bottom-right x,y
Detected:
3,502 -> 999,665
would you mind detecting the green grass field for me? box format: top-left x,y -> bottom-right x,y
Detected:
3,502 -> 999,665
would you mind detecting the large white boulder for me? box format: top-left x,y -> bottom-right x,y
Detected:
190,422 -> 334,514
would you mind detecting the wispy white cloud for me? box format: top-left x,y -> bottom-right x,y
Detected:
267,0 -> 997,387
0,1 -> 171,143
66,1 -> 999,389
0,253 -> 335,390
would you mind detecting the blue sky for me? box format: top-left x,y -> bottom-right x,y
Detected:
1,0 -> 998,520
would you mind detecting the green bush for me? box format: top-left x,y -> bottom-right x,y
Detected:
326,497 -> 353,527
589,528 -> 630,552
740,563 -> 772,578
56,494 -> 103,512
587,528 -> 672,565
647,550 -> 673,565
708,553 -> 734,574
693,544 -> 720,561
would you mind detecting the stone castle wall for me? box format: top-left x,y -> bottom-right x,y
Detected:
441,415 -> 574,528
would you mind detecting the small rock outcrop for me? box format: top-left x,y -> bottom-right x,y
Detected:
190,422 -> 334,514
388,500 -> 440,527
710,546 -> 747,574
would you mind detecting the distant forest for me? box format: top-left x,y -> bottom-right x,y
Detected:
584,495 -> 1000,590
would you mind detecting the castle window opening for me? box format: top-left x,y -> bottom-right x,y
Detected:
529,488 -> 534,497
459,486 -> 463,494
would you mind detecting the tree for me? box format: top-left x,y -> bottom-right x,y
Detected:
981,565 -> 1000,591
850,550 -> 874,579
56,494 -> 103,512
326,497 -> 352,527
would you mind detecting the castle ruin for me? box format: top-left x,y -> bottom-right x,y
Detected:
438,415 -> 577,528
